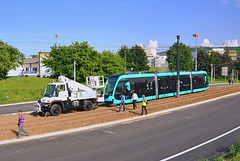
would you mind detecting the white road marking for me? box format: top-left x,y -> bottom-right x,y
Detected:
160,125 -> 240,161
0,91 -> 240,145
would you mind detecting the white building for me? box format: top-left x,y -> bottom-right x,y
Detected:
7,52 -> 51,77
139,40 -> 168,69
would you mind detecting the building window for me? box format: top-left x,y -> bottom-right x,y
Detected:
33,67 -> 38,71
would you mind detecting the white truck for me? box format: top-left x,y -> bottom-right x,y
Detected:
34,75 -> 104,116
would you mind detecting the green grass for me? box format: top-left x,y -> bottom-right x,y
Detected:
209,76 -> 239,84
149,67 -> 162,72
198,138 -> 240,161
0,77 -> 55,105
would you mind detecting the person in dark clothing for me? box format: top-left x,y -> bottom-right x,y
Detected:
229,78 -> 231,85
100,89 -> 103,97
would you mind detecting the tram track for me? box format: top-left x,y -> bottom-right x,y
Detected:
0,85 -> 240,141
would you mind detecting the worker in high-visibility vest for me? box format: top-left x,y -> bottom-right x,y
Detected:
141,95 -> 147,115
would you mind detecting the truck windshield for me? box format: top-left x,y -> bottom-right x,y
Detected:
44,84 -> 56,97
104,78 -> 118,96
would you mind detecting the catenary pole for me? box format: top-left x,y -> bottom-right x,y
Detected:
211,64 -> 213,84
193,34 -> 199,71
176,35 -> 180,98
74,51 -> 76,82
214,65 -> 215,81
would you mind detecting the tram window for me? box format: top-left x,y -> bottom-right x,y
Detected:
180,75 -> 190,91
146,81 -> 150,91
130,82 -> 136,92
158,79 -> 167,94
192,74 -> 207,89
115,81 -> 131,100
144,80 -> 155,96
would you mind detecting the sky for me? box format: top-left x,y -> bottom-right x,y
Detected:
0,0 -> 240,56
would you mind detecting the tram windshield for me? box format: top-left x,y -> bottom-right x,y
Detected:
104,78 -> 118,96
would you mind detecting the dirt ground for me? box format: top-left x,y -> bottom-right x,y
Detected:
1,85 -> 240,141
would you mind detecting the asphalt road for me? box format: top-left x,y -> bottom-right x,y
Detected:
0,102 -> 35,115
1,94 -> 240,161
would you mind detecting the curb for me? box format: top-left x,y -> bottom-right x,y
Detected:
1,91 -> 240,145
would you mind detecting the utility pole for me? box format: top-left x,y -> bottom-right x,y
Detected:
74,50 -> 76,82
214,65 -> 215,81
193,34 -> 199,71
176,35 -> 180,98
124,50 -> 126,71
237,71 -> 238,83
211,64 -> 213,84
55,34 -> 59,45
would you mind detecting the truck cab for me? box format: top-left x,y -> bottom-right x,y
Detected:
34,75 -> 104,116
41,83 -> 68,102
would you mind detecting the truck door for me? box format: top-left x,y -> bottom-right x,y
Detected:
58,85 -> 68,100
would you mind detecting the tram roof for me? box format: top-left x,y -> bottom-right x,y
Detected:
108,71 -> 207,79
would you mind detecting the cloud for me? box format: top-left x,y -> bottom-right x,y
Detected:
148,40 -> 158,49
234,0 -> 240,7
201,39 -> 214,47
225,39 -> 239,46
220,0 -> 240,8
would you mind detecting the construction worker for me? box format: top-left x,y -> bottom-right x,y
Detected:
141,95 -> 147,115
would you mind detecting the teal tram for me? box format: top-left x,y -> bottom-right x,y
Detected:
103,71 -> 209,105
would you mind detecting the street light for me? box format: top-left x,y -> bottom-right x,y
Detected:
55,34 -> 59,45
193,34 -> 199,71
124,50 -> 126,71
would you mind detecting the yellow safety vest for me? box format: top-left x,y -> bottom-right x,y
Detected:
142,99 -> 147,106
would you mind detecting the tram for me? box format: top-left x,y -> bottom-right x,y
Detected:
103,71 -> 209,105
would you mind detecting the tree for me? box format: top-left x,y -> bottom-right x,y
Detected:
235,57 -> 240,72
166,43 -> 194,71
42,41 -> 125,82
0,41 -> 25,79
207,51 -> 223,77
118,45 -> 149,71
101,51 -> 125,78
197,49 -> 209,72
223,47 -> 234,75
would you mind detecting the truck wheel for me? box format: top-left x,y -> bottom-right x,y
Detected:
84,100 -> 94,111
45,112 -> 50,117
50,104 -> 62,116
